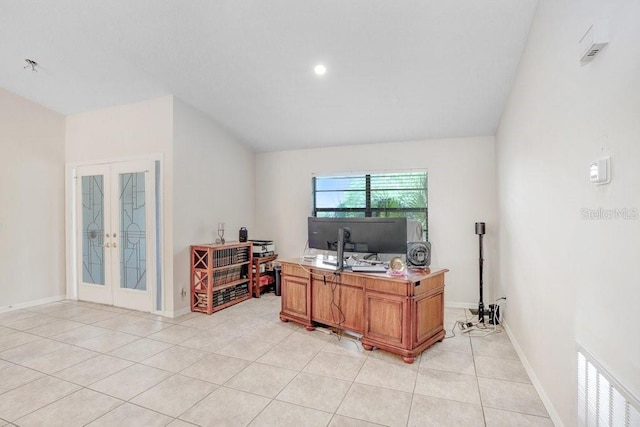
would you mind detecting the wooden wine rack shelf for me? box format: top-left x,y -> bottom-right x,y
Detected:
190,242 -> 253,314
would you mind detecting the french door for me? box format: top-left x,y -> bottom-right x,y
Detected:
76,160 -> 156,312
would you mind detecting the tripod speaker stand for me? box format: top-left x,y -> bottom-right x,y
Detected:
475,222 -> 486,323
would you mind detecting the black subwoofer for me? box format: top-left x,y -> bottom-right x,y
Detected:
406,241 -> 431,268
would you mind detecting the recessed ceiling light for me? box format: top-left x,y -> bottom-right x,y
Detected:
314,64 -> 327,76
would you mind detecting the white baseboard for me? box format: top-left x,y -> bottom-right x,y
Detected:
444,301 -> 477,310
502,321 -> 563,427
0,295 -> 66,313
169,306 -> 191,318
0,294 -> 193,320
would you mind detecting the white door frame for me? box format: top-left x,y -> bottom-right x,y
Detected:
66,154 -> 165,314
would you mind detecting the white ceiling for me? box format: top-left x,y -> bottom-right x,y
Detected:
0,0 -> 537,152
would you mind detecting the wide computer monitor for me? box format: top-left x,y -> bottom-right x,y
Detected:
307,216 -> 408,256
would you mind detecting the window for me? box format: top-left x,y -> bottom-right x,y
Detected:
312,172 -> 428,240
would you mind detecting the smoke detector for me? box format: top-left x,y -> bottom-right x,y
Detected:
579,20 -> 609,65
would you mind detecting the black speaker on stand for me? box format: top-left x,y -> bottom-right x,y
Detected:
475,222 -> 486,323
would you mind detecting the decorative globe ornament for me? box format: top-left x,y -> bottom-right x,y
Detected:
388,256 -> 406,276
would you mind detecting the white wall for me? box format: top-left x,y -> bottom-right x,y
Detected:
496,0 -> 640,424
0,88 -> 66,309
65,96 -> 174,163
255,137 -> 497,306
172,98 -> 256,314
65,96 -> 175,311
64,95 -> 256,316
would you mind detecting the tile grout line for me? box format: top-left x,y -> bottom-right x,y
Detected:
217,324 -> 325,426
2,299 -> 549,426
326,341 -> 371,424
469,327 -> 488,427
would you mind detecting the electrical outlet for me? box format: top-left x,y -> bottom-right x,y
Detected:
181,288 -> 187,298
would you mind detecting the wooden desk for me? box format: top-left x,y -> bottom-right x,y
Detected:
278,258 -> 448,363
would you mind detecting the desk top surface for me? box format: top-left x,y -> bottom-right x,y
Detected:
278,257 -> 448,282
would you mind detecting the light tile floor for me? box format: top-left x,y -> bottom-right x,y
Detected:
0,295 -> 554,426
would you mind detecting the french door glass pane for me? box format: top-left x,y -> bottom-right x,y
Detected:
81,176 -> 105,285
120,172 -> 147,290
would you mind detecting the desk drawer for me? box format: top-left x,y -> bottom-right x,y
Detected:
338,273 -> 364,288
281,263 -> 309,278
364,277 -> 407,296
414,274 -> 444,296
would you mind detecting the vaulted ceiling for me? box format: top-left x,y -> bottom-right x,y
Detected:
0,1 -> 537,152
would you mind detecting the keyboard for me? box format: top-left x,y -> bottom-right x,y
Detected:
351,265 -> 388,273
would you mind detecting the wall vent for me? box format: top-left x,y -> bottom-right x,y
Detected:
577,345 -> 640,426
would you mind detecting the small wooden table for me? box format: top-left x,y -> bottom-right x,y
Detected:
252,254 -> 278,298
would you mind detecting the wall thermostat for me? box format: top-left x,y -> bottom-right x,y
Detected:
579,20 -> 609,64
590,156 -> 611,185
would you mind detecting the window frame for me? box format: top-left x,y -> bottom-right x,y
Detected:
311,171 -> 428,240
